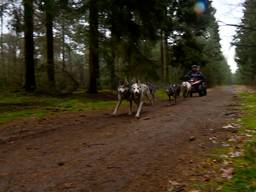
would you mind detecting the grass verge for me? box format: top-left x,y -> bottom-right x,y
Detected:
0,91 -> 118,123
220,92 -> 256,192
0,89 -> 167,123
192,91 -> 256,192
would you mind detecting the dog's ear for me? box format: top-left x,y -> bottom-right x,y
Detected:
137,80 -> 141,85
131,78 -> 136,84
124,79 -> 129,86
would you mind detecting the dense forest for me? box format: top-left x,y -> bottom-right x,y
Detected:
0,0 -> 231,94
2,2 -> 256,192
234,0 -> 256,84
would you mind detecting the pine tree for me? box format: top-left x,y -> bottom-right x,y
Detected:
23,0 -> 36,91
234,0 -> 256,84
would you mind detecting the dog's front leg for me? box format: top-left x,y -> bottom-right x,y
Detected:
182,89 -> 186,98
113,99 -> 122,115
152,93 -> 155,103
135,101 -> 144,118
146,92 -> 154,105
128,100 -> 132,115
149,94 -> 154,105
170,95 -> 173,104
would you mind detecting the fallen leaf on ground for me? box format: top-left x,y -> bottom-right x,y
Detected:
168,180 -> 181,186
189,136 -> 196,142
221,167 -> 234,179
222,124 -> 235,129
229,151 -> 241,158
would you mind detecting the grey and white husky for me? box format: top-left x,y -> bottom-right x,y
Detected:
130,82 -> 154,118
113,80 -> 154,118
112,80 -> 132,116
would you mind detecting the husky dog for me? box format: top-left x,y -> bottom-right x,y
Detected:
112,80 -> 132,116
181,81 -> 192,98
166,83 -> 181,104
130,82 -> 154,118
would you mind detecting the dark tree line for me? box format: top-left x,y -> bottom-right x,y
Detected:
0,0 -> 231,94
234,0 -> 256,84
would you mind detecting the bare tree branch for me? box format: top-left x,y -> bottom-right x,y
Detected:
217,20 -> 256,32
232,42 -> 256,48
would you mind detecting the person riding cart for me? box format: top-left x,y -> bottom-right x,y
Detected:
185,65 -> 204,81
185,65 -> 207,96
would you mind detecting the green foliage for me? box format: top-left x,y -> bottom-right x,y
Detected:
223,168 -> 256,192
0,110 -> 47,123
155,89 -> 168,100
171,1 -> 231,86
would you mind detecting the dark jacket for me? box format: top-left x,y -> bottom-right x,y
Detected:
185,71 -> 205,81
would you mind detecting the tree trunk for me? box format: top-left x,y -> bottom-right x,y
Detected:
10,32 -> 18,86
61,15 -> 65,71
0,4 -> 3,59
0,3 -> 6,86
23,0 -> 36,91
45,0 -> 55,90
160,30 -> 168,83
87,0 -> 99,93
164,32 -> 169,83
0,5 -> 3,83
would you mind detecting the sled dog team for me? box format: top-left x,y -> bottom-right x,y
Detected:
113,79 -> 193,118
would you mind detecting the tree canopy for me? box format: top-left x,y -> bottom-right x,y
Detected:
0,0 -> 231,93
234,0 -> 256,84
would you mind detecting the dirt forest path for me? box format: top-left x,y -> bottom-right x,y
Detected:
0,86 -> 239,192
